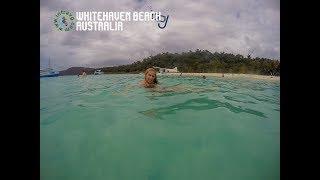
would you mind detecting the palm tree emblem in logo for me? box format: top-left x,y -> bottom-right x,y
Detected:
61,17 -> 68,27
54,10 -> 75,31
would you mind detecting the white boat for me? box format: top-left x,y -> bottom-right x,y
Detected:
153,66 -> 179,73
40,68 -> 59,78
94,69 -> 103,75
40,59 -> 59,78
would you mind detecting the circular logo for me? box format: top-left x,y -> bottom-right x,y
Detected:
54,10 -> 75,31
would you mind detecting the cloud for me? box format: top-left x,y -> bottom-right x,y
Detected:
40,0 -> 280,70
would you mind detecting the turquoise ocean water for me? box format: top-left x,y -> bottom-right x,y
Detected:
40,74 -> 279,180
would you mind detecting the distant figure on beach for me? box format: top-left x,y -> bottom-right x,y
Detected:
180,72 -> 182,76
78,70 -> 87,77
140,68 -> 158,88
222,73 -> 224,77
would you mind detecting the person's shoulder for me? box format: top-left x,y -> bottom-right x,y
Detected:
139,80 -> 146,87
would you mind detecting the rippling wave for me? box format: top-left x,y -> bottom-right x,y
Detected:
140,97 -> 266,119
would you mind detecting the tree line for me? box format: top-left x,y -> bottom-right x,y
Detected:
100,49 -> 280,75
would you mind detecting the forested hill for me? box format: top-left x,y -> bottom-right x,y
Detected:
101,50 -> 280,76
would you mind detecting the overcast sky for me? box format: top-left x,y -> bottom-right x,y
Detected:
40,0 -> 280,70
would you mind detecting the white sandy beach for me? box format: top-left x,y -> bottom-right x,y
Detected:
159,72 -> 280,81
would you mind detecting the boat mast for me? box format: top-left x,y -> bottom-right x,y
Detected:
48,57 -> 51,69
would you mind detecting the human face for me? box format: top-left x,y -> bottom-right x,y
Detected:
145,70 -> 156,84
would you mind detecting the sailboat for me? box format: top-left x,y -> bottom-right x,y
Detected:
40,58 -> 59,78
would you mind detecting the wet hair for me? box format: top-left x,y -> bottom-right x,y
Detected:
144,68 -> 158,84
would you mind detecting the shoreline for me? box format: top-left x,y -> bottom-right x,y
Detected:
159,72 -> 280,81
62,72 -> 280,81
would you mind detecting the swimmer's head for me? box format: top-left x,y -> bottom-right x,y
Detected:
144,68 -> 158,85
